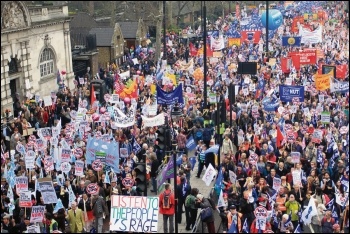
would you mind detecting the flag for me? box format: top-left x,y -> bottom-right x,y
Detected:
189,157 -> 196,171
215,167 -> 224,195
91,84 -> 96,105
56,70 -> 61,84
53,199 -> 64,213
332,205 -> 338,223
301,137 -> 306,150
228,219 -> 237,233
242,218 -> 250,233
282,36 -> 302,46
104,173 -> 111,184
325,198 -> 334,210
202,163 -> 217,186
294,224 -> 302,233
276,126 -> 284,148
301,196 -> 318,224
217,189 -> 225,207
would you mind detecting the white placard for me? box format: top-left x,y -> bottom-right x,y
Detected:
43,96 -> 52,107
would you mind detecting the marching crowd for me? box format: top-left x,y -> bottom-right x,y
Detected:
1,1 -> 350,233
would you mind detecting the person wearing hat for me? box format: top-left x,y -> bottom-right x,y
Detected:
195,193 -> 216,233
2,214 -> 15,233
106,177 -> 121,213
226,205 -> 242,233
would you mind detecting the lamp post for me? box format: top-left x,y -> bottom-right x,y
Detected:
266,1 -> 269,53
203,2 -> 207,109
163,0 -> 167,61
170,104 -> 182,234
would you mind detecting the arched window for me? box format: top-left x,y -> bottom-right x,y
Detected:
39,48 -> 54,77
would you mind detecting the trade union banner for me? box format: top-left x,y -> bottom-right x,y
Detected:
279,85 -> 305,102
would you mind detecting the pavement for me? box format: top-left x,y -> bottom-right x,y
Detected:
150,161 -> 216,233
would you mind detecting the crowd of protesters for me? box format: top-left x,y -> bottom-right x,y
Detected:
1,1 -> 350,233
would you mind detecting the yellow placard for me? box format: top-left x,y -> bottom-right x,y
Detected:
228,38 -> 241,47
315,71 -> 332,91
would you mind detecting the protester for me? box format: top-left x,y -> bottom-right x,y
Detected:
159,183 -> 175,233
0,1 -> 349,233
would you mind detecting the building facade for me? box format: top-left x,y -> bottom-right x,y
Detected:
1,1 -> 74,113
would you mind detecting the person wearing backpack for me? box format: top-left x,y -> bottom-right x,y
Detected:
159,183 -> 175,233
321,209 -> 336,233
202,124 -> 212,148
185,188 -> 199,231
195,194 -> 216,233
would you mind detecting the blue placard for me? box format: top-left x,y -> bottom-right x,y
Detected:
279,85 -> 305,102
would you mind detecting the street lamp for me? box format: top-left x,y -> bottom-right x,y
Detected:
170,103 -> 182,234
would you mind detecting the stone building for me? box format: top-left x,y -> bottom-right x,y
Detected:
1,1 -> 74,113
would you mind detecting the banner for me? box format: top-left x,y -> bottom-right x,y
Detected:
156,83 -> 184,106
210,35 -> 225,51
241,30 -> 261,44
299,25 -> 323,44
186,135 -> 196,151
111,105 -> 136,129
281,57 -> 292,73
273,177 -> 281,191
330,79 -> 349,93
279,85 -> 305,102
156,156 -> 175,193
320,112 -> 331,124
19,190 -> 32,207
106,140 -> 120,173
291,16 -> 304,33
75,160 -> 84,176
202,163 -> 217,186
15,176 -> 28,193
37,178 -> 58,204
228,38 -> 241,47
282,36 -> 301,46
110,195 -> 159,232
30,206 -> 45,223
315,72 -> 331,91
288,50 -> 316,65
336,64 -> 348,79
141,113 -> 165,127
291,152 -> 301,164
25,150 -> 35,169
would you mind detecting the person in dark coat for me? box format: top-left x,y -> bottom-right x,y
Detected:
149,153 -> 160,193
176,177 -> 191,226
239,190 -> 255,228
195,194 -> 216,233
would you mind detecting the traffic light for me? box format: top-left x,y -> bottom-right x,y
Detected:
156,127 -> 166,150
134,163 -> 146,195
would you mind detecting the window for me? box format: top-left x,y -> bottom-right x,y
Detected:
39,48 -> 54,77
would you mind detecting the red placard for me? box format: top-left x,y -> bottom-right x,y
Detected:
241,30 -> 261,44
86,183 -> 99,195
288,50 -> 316,65
281,57 -> 291,73
336,64 -> 348,79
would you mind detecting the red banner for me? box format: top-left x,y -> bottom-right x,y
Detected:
336,64 -> 348,79
291,55 -> 301,70
291,16 -> 304,33
281,57 -> 291,73
288,50 -> 316,65
241,31 -> 261,44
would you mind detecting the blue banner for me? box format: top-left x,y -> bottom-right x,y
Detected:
282,36 -> 301,47
156,83 -> 184,105
186,136 -> 196,151
279,85 -> 305,102
262,96 -> 280,112
330,79 -> 349,93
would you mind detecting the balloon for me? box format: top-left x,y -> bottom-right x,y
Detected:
124,97 -> 131,103
261,9 -> 283,30
100,107 -> 106,114
92,113 -> 100,121
61,70 -> 66,75
137,70 -> 141,74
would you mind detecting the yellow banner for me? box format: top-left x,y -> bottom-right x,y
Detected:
315,71 -> 332,90
228,38 -> 241,47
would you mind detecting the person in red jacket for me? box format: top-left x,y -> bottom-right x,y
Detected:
159,183 -> 176,233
